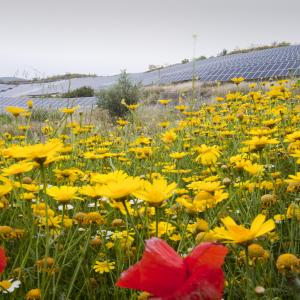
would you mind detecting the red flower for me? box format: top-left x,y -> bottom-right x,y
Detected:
116,238 -> 228,300
0,247 -> 7,274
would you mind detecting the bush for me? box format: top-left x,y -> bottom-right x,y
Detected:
62,86 -> 94,98
97,70 -> 141,118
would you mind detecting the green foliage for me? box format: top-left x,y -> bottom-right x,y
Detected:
97,70 -> 141,118
30,108 -> 62,122
228,41 -> 291,55
196,55 -> 207,61
62,86 -> 94,98
0,113 -> 13,125
31,73 -> 96,83
181,58 -> 190,64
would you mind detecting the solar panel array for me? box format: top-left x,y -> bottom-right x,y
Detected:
0,44 -> 299,110
0,97 -> 98,112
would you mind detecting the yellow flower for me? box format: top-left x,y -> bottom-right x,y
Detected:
6,106 -> 27,117
46,186 -> 80,203
26,288 -> 41,299
0,184 -> 12,197
175,105 -> 187,112
8,140 -> 63,165
53,168 -> 83,182
133,178 -> 177,206
27,100 -> 33,109
39,216 -> 61,228
99,176 -> 142,201
196,231 -> 218,243
169,152 -> 188,159
116,119 -> 129,127
243,162 -> 264,176
243,136 -> 279,151
2,161 -> 34,176
193,189 -> 228,212
215,97 -> 224,102
129,146 -> 153,159
79,185 -> 102,198
285,131 -> 300,143
111,230 -> 134,248
59,105 -> 80,114
195,144 -> 221,165
188,180 -> 224,192
150,221 -> 175,237
158,99 -> 171,105
231,77 -> 244,85
248,243 -> 265,258
127,104 -> 140,110
285,172 -> 300,192
93,260 -> 115,274
213,214 -> 275,244
90,170 -> 128,185
159,121 -> 170,128
41,125 -> 53,135
276,254 -> 300,274
85,212 -> 105,225
286,204 -> 300,220
161,130 -> 177,144
121,99 -> 140,110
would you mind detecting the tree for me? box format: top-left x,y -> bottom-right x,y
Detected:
196,56 -> 207,61
97,70 -> 141,118
218,49 -> 228,56
62,86 -> 94,98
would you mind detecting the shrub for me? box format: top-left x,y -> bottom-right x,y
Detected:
97,70 -> 141,118
196,56 -> 207,61
62,86 -> 94,98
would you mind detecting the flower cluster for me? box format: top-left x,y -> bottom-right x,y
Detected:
0,78 -> 299,298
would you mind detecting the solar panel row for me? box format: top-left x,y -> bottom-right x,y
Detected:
0,97 -> 98,112
0,45 -> 299,101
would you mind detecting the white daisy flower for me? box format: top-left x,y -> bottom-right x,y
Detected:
0,279 -> 21,293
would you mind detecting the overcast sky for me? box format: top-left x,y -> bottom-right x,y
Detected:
0,0 -> 299,78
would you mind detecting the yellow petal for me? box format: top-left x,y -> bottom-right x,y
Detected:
227,226 -> 254,243
255,219 -> 275,237
250,214 -> 266,233
221,216 -> 237,229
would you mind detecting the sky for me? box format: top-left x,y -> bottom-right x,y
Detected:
0,0 -> 299,78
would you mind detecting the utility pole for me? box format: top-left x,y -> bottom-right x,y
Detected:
192,34 -> 197,106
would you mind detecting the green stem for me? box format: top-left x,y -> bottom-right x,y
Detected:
122,199 -> 143,244
40,164 -> 51,293
65,227 -> 91,299
155,206 -> 159,238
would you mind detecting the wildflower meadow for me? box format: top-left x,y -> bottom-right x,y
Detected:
0,78 -> 299,299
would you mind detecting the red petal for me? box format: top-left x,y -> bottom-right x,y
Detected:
156,265 -> 225,300
116,238 -> 187,297
184,243 -> 228,274
0,247 -> 7,274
